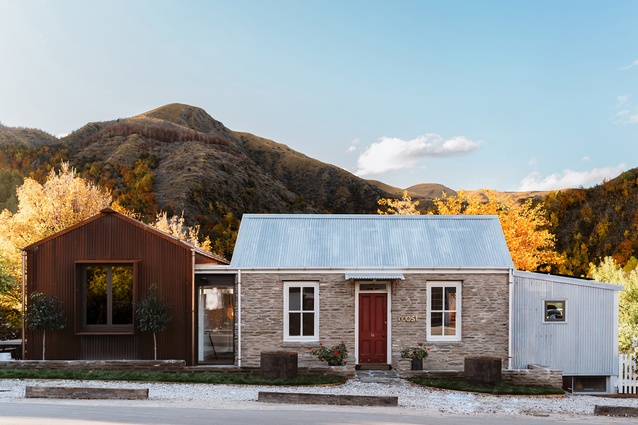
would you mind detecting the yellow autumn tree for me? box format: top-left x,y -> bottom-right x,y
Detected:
378,190 -> 420,215
0,163 -> 217,313
430,189 -> 563,271
0,163 -> 113,311
152,211 -> 212,251
0,163 -> 113,282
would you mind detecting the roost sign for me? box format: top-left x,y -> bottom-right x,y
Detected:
397,315 -> 419,322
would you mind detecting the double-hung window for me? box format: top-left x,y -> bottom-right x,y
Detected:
283,282 -> 318,341
77,262 -> 136,334
427,281 -> 461,341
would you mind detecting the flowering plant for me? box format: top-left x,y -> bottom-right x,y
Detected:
400,343 -> 430,360
308,341 -> 348,366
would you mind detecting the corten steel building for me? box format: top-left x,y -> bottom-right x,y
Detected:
22,208 -> 227,364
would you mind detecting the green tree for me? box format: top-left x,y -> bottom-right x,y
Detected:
25,291 -> 65,360
590,257 -> 638,355
0,258 -> 20,340
135,284 -> 172,360
0,169 -> 23,213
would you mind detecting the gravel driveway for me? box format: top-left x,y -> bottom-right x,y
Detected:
1,378 -> 637,419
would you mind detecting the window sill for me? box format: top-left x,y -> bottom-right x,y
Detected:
281,341 -> 319,348
75,331 -> 135,336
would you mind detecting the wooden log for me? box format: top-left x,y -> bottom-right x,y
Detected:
464,356 -> 502,384
260,351 -> 298,379
258,391 -> 398,406
594,405 -> 638,417
25,386 -> 148,400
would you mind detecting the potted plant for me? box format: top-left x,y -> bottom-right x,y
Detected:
308,341 -> 348,366
401,343 -> 430,370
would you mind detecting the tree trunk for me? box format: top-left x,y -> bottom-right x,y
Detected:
153,332 -> 157,361
42,330 -> 46,360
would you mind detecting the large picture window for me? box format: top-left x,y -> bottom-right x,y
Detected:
283,282 -> 318,341
77,262 -> 136,333
427,281 -> 461,341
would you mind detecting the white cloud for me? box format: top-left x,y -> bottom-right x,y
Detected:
617,94 -> 631,106
518,164 -> 626,191
619,60 -> 638,71
346,145 -> 356,153
614,93 -> 638,124
582,156 -> 590,162
354,133 -> 481,176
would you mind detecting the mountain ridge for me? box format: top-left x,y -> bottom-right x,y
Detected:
0,103 -> 635,272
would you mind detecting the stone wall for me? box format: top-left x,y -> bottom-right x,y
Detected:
502,365 -> 563,389
240,273 -> 356,368
393,356 -> 563,389
0,360 -> 186,372
240,271 -> 510,370
390,273 -> 510,370
0,359 -> 356,377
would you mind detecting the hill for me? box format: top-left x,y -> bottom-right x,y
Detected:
1,103 -> 398,257
1,103 -> 635,272
464,189 -> 551,204
543,168 -> 638,276
0,124 -> 58,148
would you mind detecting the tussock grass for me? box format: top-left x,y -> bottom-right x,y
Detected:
0,369 -> 347,386
409,377 -> 564,396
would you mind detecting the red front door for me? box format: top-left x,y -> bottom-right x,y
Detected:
358,293 -> 387,364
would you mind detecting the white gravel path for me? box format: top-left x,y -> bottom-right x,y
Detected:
1,378 -> 638,418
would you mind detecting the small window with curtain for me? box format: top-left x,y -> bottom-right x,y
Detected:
427,281 -> 461,341
283,282 -> 318,341
77,262 -> 136,334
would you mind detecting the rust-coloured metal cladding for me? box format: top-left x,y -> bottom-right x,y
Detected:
23,208 -> 227,364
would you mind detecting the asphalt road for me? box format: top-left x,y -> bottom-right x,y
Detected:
0,399 -> 635,425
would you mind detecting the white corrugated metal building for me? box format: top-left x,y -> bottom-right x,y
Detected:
512,270 -> 622,393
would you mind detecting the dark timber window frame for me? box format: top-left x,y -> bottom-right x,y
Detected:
544,299 -> 566,323
75,261 -> 138,335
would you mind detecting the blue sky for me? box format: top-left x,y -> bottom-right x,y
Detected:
1,0 -> 636,192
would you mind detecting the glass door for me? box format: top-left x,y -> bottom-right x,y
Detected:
197,285 -> 234,364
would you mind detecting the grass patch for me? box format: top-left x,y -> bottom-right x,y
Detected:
409,377 -> 564,396
0,369 -> 346,386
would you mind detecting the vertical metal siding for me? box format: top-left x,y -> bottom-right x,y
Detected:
25,212 -> 216,364
511,272 -> 620,376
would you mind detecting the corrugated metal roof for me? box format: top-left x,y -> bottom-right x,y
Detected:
231,214 -> 513,269
345,273 -> 405,280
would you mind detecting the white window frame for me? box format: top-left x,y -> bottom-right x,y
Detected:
426,281 -> 462,342
283,281 -> 319,342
